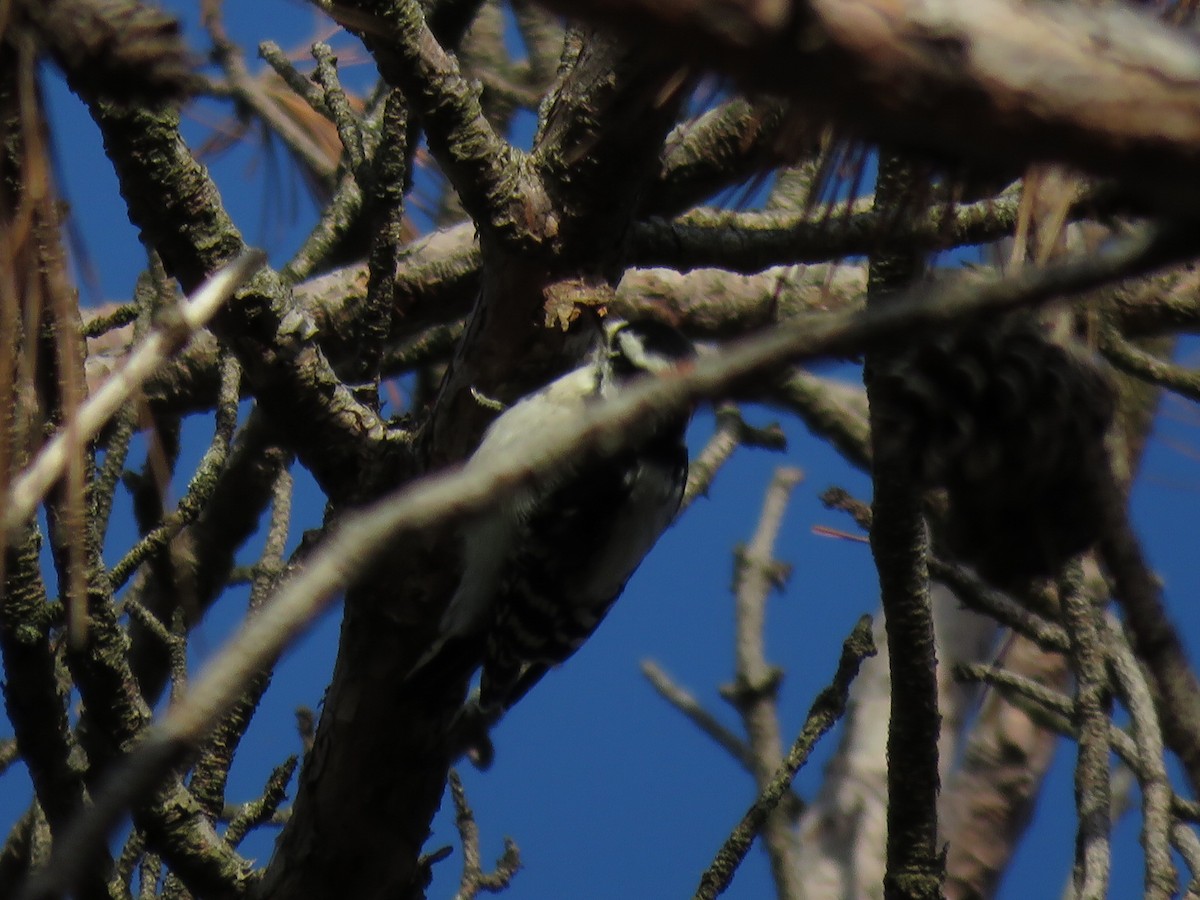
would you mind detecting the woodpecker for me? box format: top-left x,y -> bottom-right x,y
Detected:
411,318 -> 696,728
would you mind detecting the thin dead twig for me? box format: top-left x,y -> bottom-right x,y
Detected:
448,770 -> 521,900
723,466 -> 804,898
3,252 -> 264,539
694,616 -> 876,900
1059,562 -> 1112,898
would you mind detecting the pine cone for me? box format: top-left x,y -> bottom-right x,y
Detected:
873,315 -> 1115,585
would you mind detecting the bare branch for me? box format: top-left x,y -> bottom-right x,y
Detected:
311,44 -> 366,174
929,557 -> 1070,654
204,27 -> 338,189
681,404 -> 786,511
1100,487 -> 1200,793
1172,823 -> 1200,896
318,0 -> 534,247
631,190 -> 1024,273
1105,616 -> 1176,899
531,0 -> 1200,218
0,526 -> 94,853
694,616 -> 876,900
640,660 -> 757,774
1102,325 -> 1200,403
222,757 -> 298,850
1060,562 -> 1113,898
864,156 -> 941,900
770,371 -> 869,472
942,632 -> 1066,899
82,95 -> 392,502
109,353 -> 242,589
166,222 -> 1181,749
3,253 -> 263,538
954,663 -> 1200,826
725,466 -> 804,898
447,770 -> 522,900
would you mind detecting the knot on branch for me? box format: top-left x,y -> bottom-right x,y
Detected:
720,666 -> 784,708
732,546 -> 793,592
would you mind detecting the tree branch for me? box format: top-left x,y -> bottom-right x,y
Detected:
30,221 -> 1185,899
863,155 -> 942,900
323,0 -> 535,248
694,616 -> 876,900
531,0 -> 1200,218
80,97 -> 393,503
1060,562 -> 1113,898
724,466 -> 804,898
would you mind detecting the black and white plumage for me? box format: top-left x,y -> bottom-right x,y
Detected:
413,318 -> 695,719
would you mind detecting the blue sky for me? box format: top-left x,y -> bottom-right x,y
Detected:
3,2 -> 1200,897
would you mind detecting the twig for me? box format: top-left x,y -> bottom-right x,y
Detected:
222,756 -> 298,849
219,804 -> 289,829
114,827 -> 144,895
681,404 -> 785,511
1059,562 -> 1112,899
255,466 -> 294,604
358,87 -> 412,392
137,854 -> 161,900
3,252 -> 264,538
187,467 -> 295,820
1172,823 -> 1200,897
0,738 -> 18,776
81,304 -> 137,339
91,356 -> 140,539
640,660 -> 757,774
315,0 -> 527,241
724,466 -> 804,897
206,25 -> 336,185
109,352 -> 242,589
927,557 -> 1071,654
0,807 -> 35,893
652,96 -> 792,217
448,770 -> 521,900
383,320 -> 469,374
771,370 -> 870,472
311,43 -> 365,173
167,609 -> 189,707
1099,486 -> 1200,793
1101,324 -> 1200,402
633,189 -> 1026,273
954,663 -> 1200,825
1104,616 -> 1176,899
122,598 -> 178,650
279,170 -> 364,283
694,616 -> 875,899
941,630 -> 1066,899
34,424 -> 253,897
819,486 -> 872,532
0,524 -> 96,865
258,42 -> 329,115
